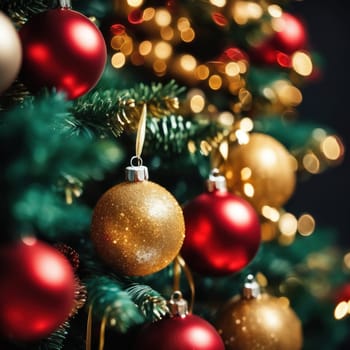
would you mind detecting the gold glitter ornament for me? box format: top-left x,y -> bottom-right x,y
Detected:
213,132 -> 296,212
215,275 -> 303,350
91,161 -> 185,276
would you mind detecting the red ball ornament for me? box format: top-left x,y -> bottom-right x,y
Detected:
250,12 -> 307,66
0,237 -> 76,341
19,6 -> 107,99
132,291 -> 225,350
181,170 -> 261,276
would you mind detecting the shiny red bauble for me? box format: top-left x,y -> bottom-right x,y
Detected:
250,12 -> 307,66
181,190 -> 261,276
19,8 -> 107,99
132,314 -> 225,350
0,238 -> 76,341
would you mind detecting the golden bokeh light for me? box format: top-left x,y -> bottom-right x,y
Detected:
225,62 -> 240,76
127,0 -> 143,7
344,252 -> 350,269
267,4 -> 282,18
298,214 -> 315,236
232,1 -> 263,25
238,60 -> 248,74
239,117 -> 254,132
160,26 -> 174,40
153,59 -> 167,75
292,51 -> 313,76
235,129 -> 249,144
181,28 -> 195,42
190,94 -> 206,113
243,183 -> 254,197
303,152 -> 320,174
218,111 -> 234,126
111,35 -> 125,50
187,140 -> 196,154
261,205 -> 280,222
200,140 -> 212,155
210,0 -> 226,7
240,166 -> 252,181
275,83 -> 303,106
143,7 -> 155,21
321,135 -> 344,161
139,40 -> 152,56
279,213 -> 298,237
180,54 -> 197,71
228,78 -> 245,95
155,8 -> 172,26
119,36 -> 133,55
218,140 -> 229,160
334,301 -> 350,320
154,41 -> 172,59
111,52 -> 126,68
208,74 -> 222,90
195,65 -> 210,80
256,272 -> 268,287
177,17 -> 191,31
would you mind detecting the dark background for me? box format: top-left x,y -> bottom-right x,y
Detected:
289,2 -> 350,348
288,0 -> 350,248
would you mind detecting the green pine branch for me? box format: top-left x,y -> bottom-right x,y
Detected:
144,114 -> 223,156
70,80 -> 186,137
125,283 -> 168,322
85,276 -> 144,334
0,0 -> 52,25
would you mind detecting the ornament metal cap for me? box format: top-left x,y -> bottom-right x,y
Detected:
59,0 -> 72,8
242,274 -> 261,300
168,291 -> 188,318
206,168 -> 227,192
125,156 -> 149,182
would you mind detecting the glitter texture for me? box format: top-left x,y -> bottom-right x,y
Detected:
216,294 -> 302,350
91,181 -> 185,276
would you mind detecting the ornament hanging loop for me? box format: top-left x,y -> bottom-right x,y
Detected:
59,0 -> 72,8
130,155 -> 143,167
125,104 -> 149,182
172,255 -> 195,313
135,103 -> 147,158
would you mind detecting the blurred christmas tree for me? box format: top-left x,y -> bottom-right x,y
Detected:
1,0 -> 349,349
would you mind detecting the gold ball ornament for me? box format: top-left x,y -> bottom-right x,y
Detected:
214,132 -> 296,212
215,275 -> 303,350
0,11 -> 22,94
91,165 -> 185,276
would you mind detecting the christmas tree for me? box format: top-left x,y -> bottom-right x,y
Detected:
0,0 -> 349,349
